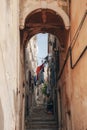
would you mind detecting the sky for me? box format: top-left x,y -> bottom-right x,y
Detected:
37,33 -> 48,66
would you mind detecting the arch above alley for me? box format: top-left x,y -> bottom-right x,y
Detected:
20,1 -> 70,30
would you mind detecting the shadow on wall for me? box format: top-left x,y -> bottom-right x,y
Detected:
13,90 -> 17,130
13,90 -> 17,115
0,99 -> 4,130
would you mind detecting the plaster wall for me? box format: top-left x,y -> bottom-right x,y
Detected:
67,0 -> 87,130
57,1 -> 87,130
0,0 -> 20,130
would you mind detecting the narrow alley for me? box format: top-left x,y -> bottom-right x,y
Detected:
25,104 -> 57,130
0,1 -> 87,130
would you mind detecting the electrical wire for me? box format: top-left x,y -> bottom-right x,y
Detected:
57,10 -> 87,80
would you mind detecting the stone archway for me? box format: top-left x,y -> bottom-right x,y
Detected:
20,1 -> 70,30
20,7 -> 69,48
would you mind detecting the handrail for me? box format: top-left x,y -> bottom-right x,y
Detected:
57,10 -> 87,80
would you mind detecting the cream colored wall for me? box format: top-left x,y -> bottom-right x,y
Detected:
0,0 -> 20,130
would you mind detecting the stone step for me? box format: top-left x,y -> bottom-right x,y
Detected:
25,105 -> 57,130
25,121 -> 57,129
26,128 -> 58,130
28,117 -> 55,121
29,113 -> 55,121
27,120 -> 57,125
26,125 -> 57,129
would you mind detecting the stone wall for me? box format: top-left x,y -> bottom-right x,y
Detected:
0,0 -> 20,130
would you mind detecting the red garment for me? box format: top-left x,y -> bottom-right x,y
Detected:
36,64 -> 44,74
36,66 -> 41,74
36,63 -> 44,80
36,66 -> 40,80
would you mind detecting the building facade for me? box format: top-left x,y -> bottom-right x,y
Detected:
25,36 -> 38,119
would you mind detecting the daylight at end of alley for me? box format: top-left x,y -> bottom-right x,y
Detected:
0,0 -> 87,130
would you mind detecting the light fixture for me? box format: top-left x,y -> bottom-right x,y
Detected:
40,0 -> 47,9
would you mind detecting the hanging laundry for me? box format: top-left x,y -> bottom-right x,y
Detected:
38,69 -> 44,84
49,60 -> 56,86
36,63 -> 44,80
34,76 -> 37,86
36,63 -> 44,74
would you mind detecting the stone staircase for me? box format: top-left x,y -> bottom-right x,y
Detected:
25,105 -> 58,130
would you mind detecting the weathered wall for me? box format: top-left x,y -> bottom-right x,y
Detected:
59,1 -> 87,130
58,1 -> 87,130
70,1 -> 87,130
19,0 -> 70,29
19,45 -> 25,130
0,0 -> 20,130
